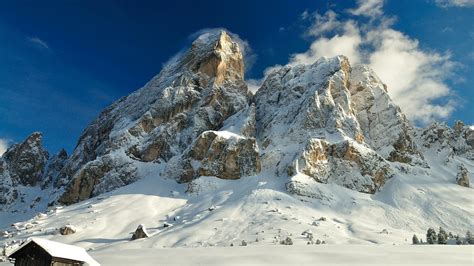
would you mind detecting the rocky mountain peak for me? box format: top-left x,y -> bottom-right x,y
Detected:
163,30 -> 244,86
2,132 -> 49,186
56,31 -> 253,204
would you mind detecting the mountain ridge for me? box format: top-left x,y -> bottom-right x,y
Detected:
0,31 -> 472,249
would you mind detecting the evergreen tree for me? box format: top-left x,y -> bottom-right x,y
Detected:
467,230 -> 474,244
412,234 -> 419,244
426,228 -> 437,244
438,227 -> 448,244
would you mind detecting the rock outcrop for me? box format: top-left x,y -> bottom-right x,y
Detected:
58,154 -> 138,205
172,130 -> 260,182
42,149 -> 68,188
349,65 -> 423,165
59,225 -> 77,235
417,121 -> 474,160
131,224 -> 149,240
288,139 -> 393,193
456,164 -> 470,187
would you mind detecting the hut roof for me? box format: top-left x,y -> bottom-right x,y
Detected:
9,238 -> 100,266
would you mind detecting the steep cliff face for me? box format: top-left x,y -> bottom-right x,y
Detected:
57,31 -> 260,204
349,65 -> 424,165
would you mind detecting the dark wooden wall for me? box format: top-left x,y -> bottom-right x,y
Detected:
11,242 -> 51,266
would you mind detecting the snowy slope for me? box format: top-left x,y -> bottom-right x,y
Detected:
1,152 -> 472,251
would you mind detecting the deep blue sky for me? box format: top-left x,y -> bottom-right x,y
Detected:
0,0 -> 472,154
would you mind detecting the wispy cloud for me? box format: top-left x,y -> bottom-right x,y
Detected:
434,0 -> 474,7
348,0 -> 385,18
27,36 -> 50,50
0,138 -> 10,156
280,0 -> 457,125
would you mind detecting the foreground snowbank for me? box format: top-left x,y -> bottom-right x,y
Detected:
89,245 -> 473,266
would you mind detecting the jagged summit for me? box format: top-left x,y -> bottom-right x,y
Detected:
1,132 -> 49,186
160,30 -> 244,85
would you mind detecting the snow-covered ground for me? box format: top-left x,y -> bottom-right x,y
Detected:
1,151 -> 473,265
91,245 -> 474,265
1,126 -> 473,265
1,245 -> 473,265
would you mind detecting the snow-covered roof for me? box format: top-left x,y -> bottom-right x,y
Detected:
10,238 -> 100,266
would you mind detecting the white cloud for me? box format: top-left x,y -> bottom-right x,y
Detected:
348,0 -> 385,18
291,21 -> 362,65
285,2 -> 457,124
27,37 -> 50,50
0,139 -> 10,156
246,79 -> 262,94
306,10 -> 342,36
434,0 -> 474,7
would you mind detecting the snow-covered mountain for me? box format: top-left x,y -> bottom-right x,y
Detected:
0,31 -> 472,255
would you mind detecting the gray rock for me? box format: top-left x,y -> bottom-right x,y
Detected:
456,164 -> 470,187
59,225 -> 77,235
131,224 -> 149,240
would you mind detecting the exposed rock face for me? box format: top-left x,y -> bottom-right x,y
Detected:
0,159 -> 17,208
172,130 -> 260,182
42,149 -> 68,188
2,132 -> 49,186
288,139 -> 393,193
456,164 -> 470,187
58,154 -> 137,205
349,65 -> 423,165
417,121 -> 474,160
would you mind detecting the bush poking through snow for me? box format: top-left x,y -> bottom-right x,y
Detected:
280,237 -> 293,245
241,240 -> 247,246
412,234 -> 419,244
131,224 -> 149,240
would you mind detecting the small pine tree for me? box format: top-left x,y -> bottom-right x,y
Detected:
427,228 -> 437,244
412,234 -> 420,244
466,231 -> 474,244
438,227 -> 448,244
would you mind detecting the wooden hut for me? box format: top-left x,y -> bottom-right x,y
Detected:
8,238 -> 99,266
